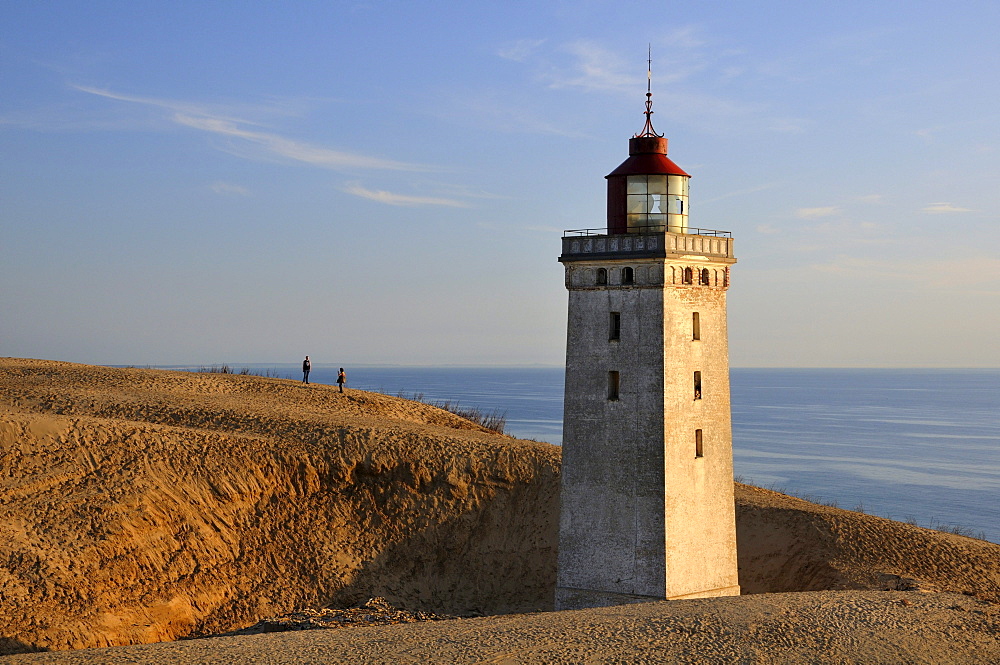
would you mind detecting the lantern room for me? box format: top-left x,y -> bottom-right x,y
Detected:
605,86 -> 691,236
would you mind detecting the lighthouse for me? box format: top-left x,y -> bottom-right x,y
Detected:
555,72 -> 740,610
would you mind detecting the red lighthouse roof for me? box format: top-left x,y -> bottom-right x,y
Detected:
605,69 -> 689,178
606,136 -> 690,178
604,59 -> 691,235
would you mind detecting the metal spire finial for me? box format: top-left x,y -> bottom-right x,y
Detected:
635,44 -> 663,138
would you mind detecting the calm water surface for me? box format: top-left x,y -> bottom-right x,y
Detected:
730,369 -> 1000,543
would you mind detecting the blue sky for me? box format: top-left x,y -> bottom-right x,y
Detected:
2,1 -> 999,367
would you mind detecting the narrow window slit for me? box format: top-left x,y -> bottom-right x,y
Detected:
609,312 -> 621,341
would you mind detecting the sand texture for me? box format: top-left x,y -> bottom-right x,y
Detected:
2,357 -> 999,661
5,591 -> 1000,664
0,358 -> 559,653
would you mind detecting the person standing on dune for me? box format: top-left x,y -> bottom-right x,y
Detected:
337,367 -> 346,393
302,356 -> 311,384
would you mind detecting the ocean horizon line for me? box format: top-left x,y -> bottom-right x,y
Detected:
116,362 -> 1000,372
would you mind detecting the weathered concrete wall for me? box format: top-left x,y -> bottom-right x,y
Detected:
557,246 -> 739,609
558,275 -> 667,604
661,284 -> 739,599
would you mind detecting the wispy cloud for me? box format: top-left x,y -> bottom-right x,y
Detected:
795,206 -> 839,219
660,25 -> 706,50
546,41 -> 640,94
497,39 -> 546,63
422,181 -> 505,201
700,182 -> 781,205
343,183 -> 469,208
496,35 -> 791,138
210,181 -> 251,197
73,85 -> 430,172
547,35 -> 709,94
922,202 -> 974,214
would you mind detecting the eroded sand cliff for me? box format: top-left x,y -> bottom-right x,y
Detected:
1,358 -> 998,656
0,358 -> 558,653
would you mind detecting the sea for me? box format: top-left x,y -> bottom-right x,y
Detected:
178,365 -> 1000,544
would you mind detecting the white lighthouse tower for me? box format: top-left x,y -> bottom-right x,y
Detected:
555,72 -> 740,610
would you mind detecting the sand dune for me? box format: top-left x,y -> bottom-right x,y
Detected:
0,358 -> 558,653
1,358 -> 998,661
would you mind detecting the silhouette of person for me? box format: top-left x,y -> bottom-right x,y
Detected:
337,367 -> 346,393
302,356 -> 311,384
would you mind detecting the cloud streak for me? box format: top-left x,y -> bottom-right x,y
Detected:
546,41 -> 641,94
343,183 -> 469,208
922,202 -> 974,214
74,85 -> 430,172
210,181 -> 251,197
497,39 -> 546,63
795,206 -> 839,219
495,35 -> 792,138
700,182 -> 781,205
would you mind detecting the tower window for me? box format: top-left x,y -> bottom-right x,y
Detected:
692,312 -> 701,341
683,267 -> 693,284
622,267 -> 634,284
597,268 -> 608,285
695,429 -> 704,458
609,312 -> 621,341
608,371 -> 620,401
694,371 -> 702,400
700,268 -> 710,285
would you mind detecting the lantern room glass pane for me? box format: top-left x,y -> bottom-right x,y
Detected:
623,174 -> 688,233
627,194 -> 647,214
647,175 -> 668,195
668,175 -> 688,196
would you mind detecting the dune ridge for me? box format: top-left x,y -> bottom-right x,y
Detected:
0,358 -> 558,653
1,357 -> 998,659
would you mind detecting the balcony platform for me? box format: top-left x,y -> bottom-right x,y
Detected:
559,228 -> 734,263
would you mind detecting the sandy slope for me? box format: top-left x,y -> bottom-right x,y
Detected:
0,358 -> 558,652
735,483 -> 1000,600
1,357 -> 999,660
5,591 -> 1000,664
